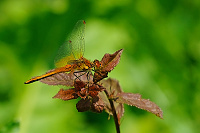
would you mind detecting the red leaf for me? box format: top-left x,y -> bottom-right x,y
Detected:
76,98 -> 91,112
100,78 -> 123,95
40,71 -> 74,86
76,95 -> 104,113
40,69 -> 93,87
77,88 -> 87,99
74,81 -> 86,91
73,81 -> 104,98
100,49 -> 123,72
99,78 -> 124,121
74,81 -> 88,98
93,49 -> 123,83
90,95 -> 104,113
115,93 -> 163,119
88,84 -> 104,98
53,88 -> 78,100
93,70 -> 108,83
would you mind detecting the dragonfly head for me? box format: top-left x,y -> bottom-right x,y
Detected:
93,59 -> 102,70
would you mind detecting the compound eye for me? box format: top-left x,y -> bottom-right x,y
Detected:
99,62 -> 102,67
94,60 -> 100,68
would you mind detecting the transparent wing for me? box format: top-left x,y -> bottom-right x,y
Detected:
54,20 -> 86,67
54,40 -> 75,67
69,20 -> 85,59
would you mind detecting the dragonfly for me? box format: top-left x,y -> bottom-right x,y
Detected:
25,20 -> 100,84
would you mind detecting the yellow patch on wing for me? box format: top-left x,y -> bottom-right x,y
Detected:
55,55 -> 75,68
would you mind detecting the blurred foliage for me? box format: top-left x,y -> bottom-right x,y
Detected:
0,0 -> 200,133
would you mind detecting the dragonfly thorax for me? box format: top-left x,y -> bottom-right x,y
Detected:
69,57 -> 93,71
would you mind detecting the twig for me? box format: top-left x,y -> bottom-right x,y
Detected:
104,90 -> 120,133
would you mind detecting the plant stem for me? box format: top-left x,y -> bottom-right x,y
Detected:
104,90 -> 120,133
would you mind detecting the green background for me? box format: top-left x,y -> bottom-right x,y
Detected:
0,0 -> 200,133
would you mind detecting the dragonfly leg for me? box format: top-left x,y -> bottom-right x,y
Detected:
86,71 -> 92,82
73,71 -> 87,81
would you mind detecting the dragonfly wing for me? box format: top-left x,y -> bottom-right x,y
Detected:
54,20 -> 86,68
69,20 -> 85,60
54,40 -> 75,67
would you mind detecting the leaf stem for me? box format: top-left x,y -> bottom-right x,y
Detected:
104,90 -> 120,133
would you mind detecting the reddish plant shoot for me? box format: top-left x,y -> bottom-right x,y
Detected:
25,20 -> 163,133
